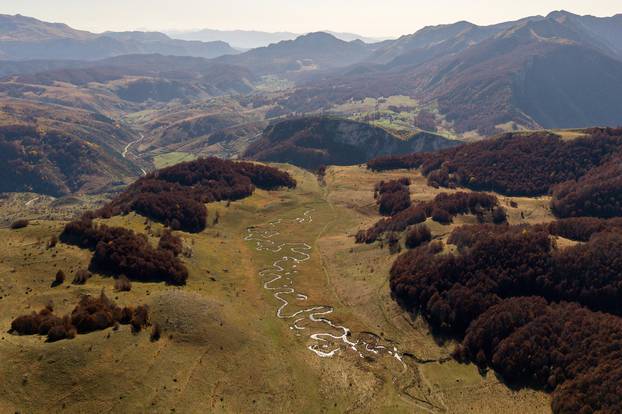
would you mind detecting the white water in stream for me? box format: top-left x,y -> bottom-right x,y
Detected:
244,209 -> 406,364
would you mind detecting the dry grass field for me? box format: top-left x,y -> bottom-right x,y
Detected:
0,164 -> 554,413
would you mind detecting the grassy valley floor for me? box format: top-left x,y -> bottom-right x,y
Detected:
0,164 -> 550,413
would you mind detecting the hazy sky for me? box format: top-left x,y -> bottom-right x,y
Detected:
3,0 -> 621,37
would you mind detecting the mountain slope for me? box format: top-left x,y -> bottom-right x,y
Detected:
0,14 -> 94,42
245,116 -> 459,169
0,14 -> 237,60
2,54 -> 256,104
216,32 -> 375,75
421,18 -> 622,133
167,28 -> 384,49
277,12 -> 622,135
0,100 -> 142,195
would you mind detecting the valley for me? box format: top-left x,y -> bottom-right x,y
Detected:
2,6 -> 622,413
0,164 -> 551,413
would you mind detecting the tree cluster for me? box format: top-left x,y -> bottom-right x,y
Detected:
405,224 -> 432,249
158,230 -> 183,257
60,218 -> 188,285
368,129 -> 622,197
392,225 -> 622,331
548,217 -> 622,242
0,124 -> 100,196
552,153 -> 622,218
457,298 -> 622,414
375,178 -> 411,216
390,223 -> 622,412
356,191 -> 501,243
10,291 -> 149,342
130,192 -> 207,233
99,158 -> 296,233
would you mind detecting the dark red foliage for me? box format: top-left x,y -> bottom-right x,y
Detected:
357,191 -> 500,243
91,233 -> 188,286
447,223 -> 516,250
150,323 -> 162,342
460,298 -> 622,413
392,227 -> 552,332
356,205 -> 427,244
60,218 -> 188,285
114,275 -> 132,292
392,224 -> 622,330
548,217 -> 622,241
368,129 -> 622,197
550,231 -> 622,315
430,208 -> 452,224
52,270 -> 65,287
130,305 -> 149,333
405,224 -> 432,249
158,230 -> 183,256
10,219 -> 29,229
552,153 -> 622,219
130,192 -> 206,232
392,223 -> 622,412
375,178 -> 411,216
72,269 -> 92,285
100,158 -> 296,233
10,292 -> 149,342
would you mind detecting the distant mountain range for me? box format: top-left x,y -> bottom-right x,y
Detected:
214,32 -> 380,75
166,28 -> 387,49
0,14 -> 238,60
0,10 -> 621,136
267,10 -> 622,133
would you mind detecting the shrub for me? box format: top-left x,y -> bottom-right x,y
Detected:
387,233 -> 401,255
52,270 -> 65,287
431,208 -> 452,224
131,305 -> 149,333
158,230 -> 183,256
492,207 -> 508,224
376,178 -> 411,216
405,225 -> 432,249
10,219 -> 29,229
114,275 -> 132,292
150,323 -> 161,342
72,269 -> 91,285
10,292 -> 149,342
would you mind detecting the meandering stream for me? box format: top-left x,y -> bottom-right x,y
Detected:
244,209 -> 406,363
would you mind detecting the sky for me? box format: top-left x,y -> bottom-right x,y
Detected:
2,0 -> 621,38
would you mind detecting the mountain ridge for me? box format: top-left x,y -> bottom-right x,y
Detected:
0,14 -> 238,60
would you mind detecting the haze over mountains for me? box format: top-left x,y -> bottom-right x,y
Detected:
0,14 -> 237,60
4,6 -> 622,414
0,9 -> 622,194
166,28 -> 387,49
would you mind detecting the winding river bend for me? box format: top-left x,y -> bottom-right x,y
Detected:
244,209 -> 406,363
